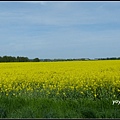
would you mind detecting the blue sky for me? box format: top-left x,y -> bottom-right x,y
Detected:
0,1 -> 120,59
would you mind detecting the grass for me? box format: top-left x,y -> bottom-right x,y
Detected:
0,95 -> 120,118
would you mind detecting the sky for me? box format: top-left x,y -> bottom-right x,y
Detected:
0,1 -> 120,59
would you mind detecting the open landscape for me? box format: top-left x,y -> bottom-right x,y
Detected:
0,1 -> 120,118
0,60 -> 120,118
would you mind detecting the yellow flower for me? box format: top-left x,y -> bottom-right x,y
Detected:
80,91 -> 84,94
0,60 -> 120,99
94,94 -> 97,98
63,92 -> 66,96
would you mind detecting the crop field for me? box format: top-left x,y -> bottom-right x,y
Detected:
0,60 -> 120,118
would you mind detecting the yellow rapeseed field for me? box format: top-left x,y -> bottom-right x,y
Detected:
0,60 -> 120,99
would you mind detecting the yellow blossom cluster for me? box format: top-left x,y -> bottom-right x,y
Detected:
0,60 -> 120,99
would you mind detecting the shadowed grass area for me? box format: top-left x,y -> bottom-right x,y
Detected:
0,96 -> 120,118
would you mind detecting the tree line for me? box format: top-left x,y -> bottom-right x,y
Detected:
0,55 -> 120,62
0,56 -> 39,62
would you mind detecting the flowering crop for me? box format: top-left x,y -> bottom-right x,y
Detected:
0,60 -> 120,100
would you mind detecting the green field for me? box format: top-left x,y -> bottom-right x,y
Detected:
0,60 -> 120,118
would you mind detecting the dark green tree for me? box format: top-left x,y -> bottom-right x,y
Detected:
33,58 -> 40,62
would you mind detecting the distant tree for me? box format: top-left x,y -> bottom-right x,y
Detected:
118,57 -> 120,60
16,56 -> 29,62
44,59 -> 51,62
33,58 -> 40,62
2,56 -> 8,62
0,56 -> 2,62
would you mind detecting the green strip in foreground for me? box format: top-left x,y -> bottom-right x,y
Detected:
0,96 -> 120,118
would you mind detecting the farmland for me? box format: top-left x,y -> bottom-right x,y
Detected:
0,60 -> 120,118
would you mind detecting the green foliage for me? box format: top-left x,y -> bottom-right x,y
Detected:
0,107 -> 7,118
0,96 -> 120,118
0,55 -> 120,62
32,58 -> 40,62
